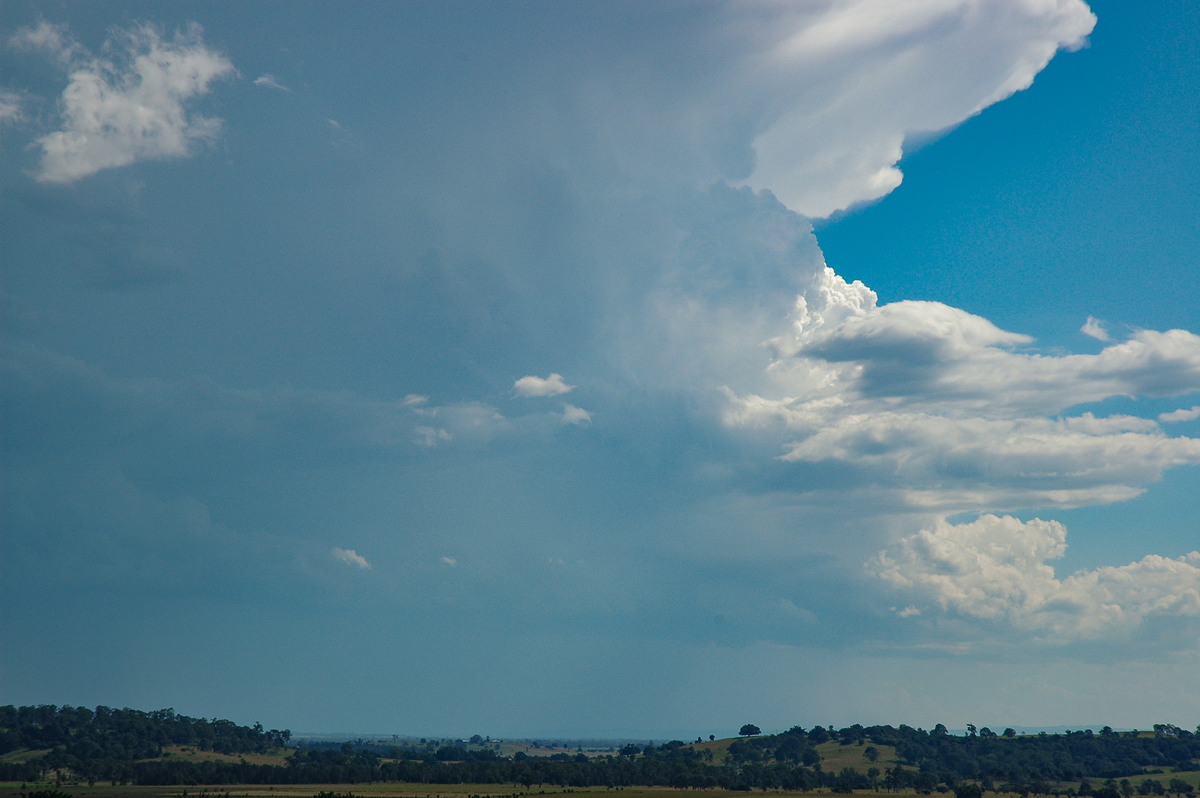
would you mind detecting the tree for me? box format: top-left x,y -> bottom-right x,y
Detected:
954,784 -> 983,798
864,746 -> 879,763
739,724 -> 761,737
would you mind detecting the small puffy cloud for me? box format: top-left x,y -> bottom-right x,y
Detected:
1160,406 -> 1200,424
871,515 -> 1200,644
332,547 -> 371,569
1082,315 -> 1111,341
440,556 -> 458,567
561,403 -> 592,426
253,73 -> 289,92
32,23 -> 235,183
514,372 -> 574,397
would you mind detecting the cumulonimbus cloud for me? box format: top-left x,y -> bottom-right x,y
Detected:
25,22 -> 234,183
870,514 -> 1200,643
733,0 -> 1096,216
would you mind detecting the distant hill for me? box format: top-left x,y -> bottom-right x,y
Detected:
0,705 -> 289,784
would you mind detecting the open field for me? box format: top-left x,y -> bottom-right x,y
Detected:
153,748 -> 292,768
0,750 -> 53,765
811,743 -> 900,771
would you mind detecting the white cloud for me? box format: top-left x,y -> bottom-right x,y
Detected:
0,90 -> 23,127
561,403 -> 592,426
721,266 -> 1200,516
32,23 -> 235,183
733,0 -> 1096,216
871,515 -> 1200,643
332,547 -> 371,569
8,21 -> 83,65
414,425 -> 452,447
514,373 -> 574,397
1082,315 -> 1111,341
440,556 -> 458,567
253,73 -> 289,92
1160,406 -> 1200,424
775,412 -> 1198,509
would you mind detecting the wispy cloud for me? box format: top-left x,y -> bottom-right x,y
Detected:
332,547 -> 371,569
414,425 -> 452,447
8,21 -> 84,65
0,90 -> 24,127
253,73 -> 289,92
514,373 -> 574,397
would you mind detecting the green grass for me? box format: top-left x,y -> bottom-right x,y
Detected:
1131,770 -> 1200,789
813,742 -> 899,772
684,738 -> 734,762
151,747 -> 291,767
0,749 -> 53,765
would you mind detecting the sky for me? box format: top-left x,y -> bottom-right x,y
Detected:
1,0 -> 1198,740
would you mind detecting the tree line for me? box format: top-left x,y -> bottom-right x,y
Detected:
3,706 -> 1198,795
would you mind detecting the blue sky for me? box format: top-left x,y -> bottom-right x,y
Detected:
1,1 -> 1198,739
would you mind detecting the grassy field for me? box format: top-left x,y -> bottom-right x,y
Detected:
153,748 -> 292,768
0,750 -> 53,765
811,742 -> 899,771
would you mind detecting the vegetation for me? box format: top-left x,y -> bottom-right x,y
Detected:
3,706 -> 1199,797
